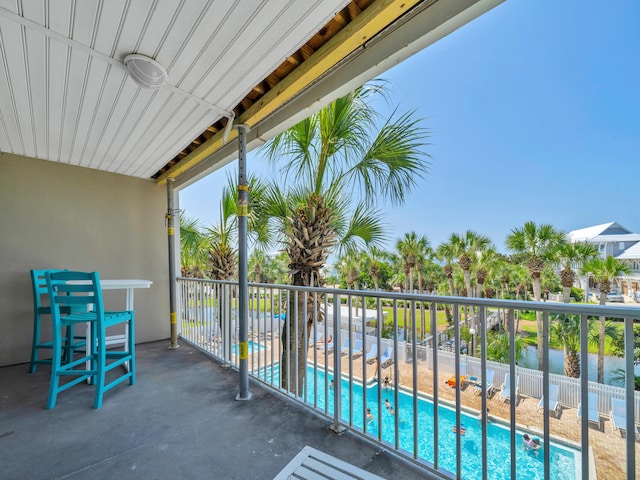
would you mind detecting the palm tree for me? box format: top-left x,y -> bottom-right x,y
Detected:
506,221 -> 565,368
487,331 -> 526,365
396,232 -> 430,293
550,314 -> 585,378
207,173 -> 270,281
422,259 -> 444,295
396,232 -> 430,340
362,246 -> 386,291
556,242 -> 599,303
261,82 -> 430,395
179,215 -> 208,278
448,230 -> 491,298
474,245 -> 499,297
436,240 -> 457,296
582,255 -> 631,383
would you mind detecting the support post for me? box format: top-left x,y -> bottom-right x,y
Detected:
236,124 -> 251,401
167,179 -> 179,349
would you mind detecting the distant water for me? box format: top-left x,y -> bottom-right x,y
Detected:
520,346 -> 640,383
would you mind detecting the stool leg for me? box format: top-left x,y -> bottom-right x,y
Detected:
94,324 -> 106,409
128,312 -> 136,385
29,311 -> 41,373
46,326 -> 62,409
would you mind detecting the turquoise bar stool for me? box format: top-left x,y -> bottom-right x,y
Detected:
29,269 -> 85,373
45,271 -> 136,409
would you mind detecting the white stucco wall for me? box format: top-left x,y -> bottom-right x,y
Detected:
0,152 -> 171,366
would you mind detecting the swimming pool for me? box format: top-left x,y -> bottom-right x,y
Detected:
231,341 -> 266,355
255,365 -> 579,480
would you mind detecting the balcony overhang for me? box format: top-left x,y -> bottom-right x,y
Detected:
156,0 -> 506,188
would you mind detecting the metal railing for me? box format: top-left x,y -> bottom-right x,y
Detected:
177,278 -> 640,480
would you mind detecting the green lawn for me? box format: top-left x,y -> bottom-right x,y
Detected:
516,314 -> 620,355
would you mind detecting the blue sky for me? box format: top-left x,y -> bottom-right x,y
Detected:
178,0 -> 640,253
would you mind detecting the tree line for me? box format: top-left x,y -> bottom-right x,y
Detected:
179,81 -> 633,391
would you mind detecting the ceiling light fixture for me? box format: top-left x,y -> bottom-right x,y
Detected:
124,54 -> 167,89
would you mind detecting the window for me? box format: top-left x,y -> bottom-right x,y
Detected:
634,261 -> 639,271
599,243 -> 605,252
619,242 -> 625,250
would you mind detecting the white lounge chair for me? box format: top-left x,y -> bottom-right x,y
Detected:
537,384 -> 561,417
577,392 -> 600,430
499,373 -> 519,404
365,344 -> 378,364
351,338 -> 363,358
610,397 -> 640,439
340,337 -> 350,356
379,346 -> 394,368
473,369 -> 496,396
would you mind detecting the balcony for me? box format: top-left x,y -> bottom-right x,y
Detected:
1,341 -> 422,480
178,279 -> 640,480
3,279 -> 639,479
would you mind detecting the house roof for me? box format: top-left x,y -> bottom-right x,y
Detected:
590,234 -> 640,243
617,241 -> 640,260
0,0 -> 504,186
566,222 -> 633,242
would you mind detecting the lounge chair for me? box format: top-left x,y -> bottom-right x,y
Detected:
498,373 -> 519,404
537,384 -> 561,417
340,337 -> 350,356
610,397 -> 640,439
379,346 -> 393,368
577,392 -> 600,430
318,336 -> 334,351
473,369 -> 496,396
446,362 -> 467,389
351,338 -> 363,358
308,331 -> 323,348
365,344 -> 378,364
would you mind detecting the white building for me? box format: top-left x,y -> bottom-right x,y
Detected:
566,221 -> 640,299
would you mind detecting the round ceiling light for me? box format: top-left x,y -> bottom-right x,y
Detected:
124,54 -> 167,89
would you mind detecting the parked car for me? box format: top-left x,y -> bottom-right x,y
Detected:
606,291 -> 625,303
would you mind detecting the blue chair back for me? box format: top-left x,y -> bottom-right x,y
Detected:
46,271 -> 104,320
29,269 -> 79,373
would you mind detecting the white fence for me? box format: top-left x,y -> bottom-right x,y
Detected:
411,345 -> 640,419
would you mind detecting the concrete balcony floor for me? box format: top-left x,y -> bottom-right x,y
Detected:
1,341 -> 428,480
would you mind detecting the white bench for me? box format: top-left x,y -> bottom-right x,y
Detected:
274,446 -> 386,480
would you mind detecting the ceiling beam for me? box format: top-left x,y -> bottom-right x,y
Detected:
155,0 -> 426,185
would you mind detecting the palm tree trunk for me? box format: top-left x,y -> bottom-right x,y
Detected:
562,286 -> 571,303
281,278 -> 309,397
565,347 -> 581,378
463,270 -> 472,298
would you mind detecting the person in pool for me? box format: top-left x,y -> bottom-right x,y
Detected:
522,434 -> 541,452
366,407 -> 374,424
384,398 -> 395,415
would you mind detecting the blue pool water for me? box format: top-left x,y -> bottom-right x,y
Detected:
231,341 -> 266,355
256,365 -> 579,480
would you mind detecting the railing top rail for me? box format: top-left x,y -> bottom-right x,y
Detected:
177,277 -> 640,318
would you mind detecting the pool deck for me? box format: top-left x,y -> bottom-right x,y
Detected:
315,347 -> 640,480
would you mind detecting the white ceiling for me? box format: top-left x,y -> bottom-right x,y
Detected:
0,0 -> 349,179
